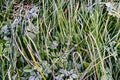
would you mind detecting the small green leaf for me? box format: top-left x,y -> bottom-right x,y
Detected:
23,65 -> 33,73
0,39 -> 5,44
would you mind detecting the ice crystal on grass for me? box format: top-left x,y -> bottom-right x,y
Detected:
1,25 -> 8,34
105,2 -> 120,18
26,6 -> 38,18
55,69 -> 78,80
11,17 -> 22,28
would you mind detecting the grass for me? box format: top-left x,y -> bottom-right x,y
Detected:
0,0 -> 120,80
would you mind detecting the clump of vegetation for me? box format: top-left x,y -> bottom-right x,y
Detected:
0,0 -> 120,80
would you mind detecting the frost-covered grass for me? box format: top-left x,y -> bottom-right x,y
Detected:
0,0 -> 120,80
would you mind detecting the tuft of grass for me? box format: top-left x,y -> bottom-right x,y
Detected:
0,0 -> 120,80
